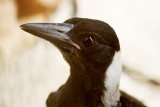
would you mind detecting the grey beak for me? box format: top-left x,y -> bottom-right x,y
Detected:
20,23 -> 81,51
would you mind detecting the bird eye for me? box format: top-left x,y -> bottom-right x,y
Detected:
83,36 -> 95,47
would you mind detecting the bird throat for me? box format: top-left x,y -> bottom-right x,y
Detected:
64,52 -> 121,107
102,51 -> 122,107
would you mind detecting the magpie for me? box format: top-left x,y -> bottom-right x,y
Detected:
20,18 -> 146,107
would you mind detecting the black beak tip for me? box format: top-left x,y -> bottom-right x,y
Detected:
20,23 -> 35,30
20,24 -> 27,30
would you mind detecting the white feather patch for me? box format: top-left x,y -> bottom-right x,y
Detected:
102,51 -> 122,107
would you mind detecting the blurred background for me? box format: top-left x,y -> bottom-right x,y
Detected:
0,0 -> 160,107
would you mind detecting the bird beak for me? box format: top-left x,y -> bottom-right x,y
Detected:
20,23 -> 81,52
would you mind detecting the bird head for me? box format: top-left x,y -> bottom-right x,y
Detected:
20,18 -> 120,72
21,18 -> 122,107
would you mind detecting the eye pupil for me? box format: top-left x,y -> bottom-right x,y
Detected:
84,36 -> 95,47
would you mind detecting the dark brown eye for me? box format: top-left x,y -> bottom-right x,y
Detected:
83,36 -> 95,47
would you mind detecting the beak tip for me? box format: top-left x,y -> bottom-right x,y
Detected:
20,24 -> 27,30
20,23 -> 33,30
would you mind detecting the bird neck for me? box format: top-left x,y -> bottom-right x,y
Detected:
65,52 -> 121,107
66,64 -> 106,106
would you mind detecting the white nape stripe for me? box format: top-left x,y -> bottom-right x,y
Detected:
102,51 -> 122,107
